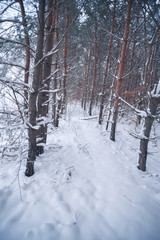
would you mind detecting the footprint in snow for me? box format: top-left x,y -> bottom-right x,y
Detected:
25,230 -> 34,240
42,222 -> 55,231
8,207 -> 25,224
0,188 -> 12,208
40,222 -> 60,239
61,167 -> 76,183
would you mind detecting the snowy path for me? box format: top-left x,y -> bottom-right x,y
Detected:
0,104 -> 160,240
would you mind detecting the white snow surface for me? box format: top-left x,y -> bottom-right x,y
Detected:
0,103 -> 160,240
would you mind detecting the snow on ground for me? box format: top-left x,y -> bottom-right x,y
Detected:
0,103 -> 160,240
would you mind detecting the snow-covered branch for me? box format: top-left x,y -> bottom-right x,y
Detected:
118,96 -> 147,117
151,80 -> 160,98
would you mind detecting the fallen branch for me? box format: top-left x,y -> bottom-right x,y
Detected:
81,114 -> 107,120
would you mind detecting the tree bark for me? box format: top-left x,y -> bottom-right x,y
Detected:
89,21 -> 98,116
84,48 -> 91,111
53,0 -> 59,127
110,0 -> 133,141
99,0 -> 116,124
106,60 -> 119,130
62,0 -> 69,114
81,50 -> 90,109
144,28 -> 159,90
16,0 -> 30,110
25,0 -> 45,177
36,0 -> 54,156
138,96 -> 160,171
126,15 -> 139,94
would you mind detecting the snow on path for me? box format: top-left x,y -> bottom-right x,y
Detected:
0,104 -> 160,240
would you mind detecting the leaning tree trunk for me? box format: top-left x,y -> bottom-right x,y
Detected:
25,0 -> 45,177
138,88 -> 160,171
36,0 -> 54,156
110,0 -> 133,141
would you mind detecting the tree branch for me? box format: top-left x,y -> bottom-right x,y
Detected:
0,61 -> 25,70
0,37 -> 35,53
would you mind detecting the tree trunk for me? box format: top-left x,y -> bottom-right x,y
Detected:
145,29 -> 158,88
84,48 -> 91,111
62,0 -> 69,114
52,0 -> 59,127
126,15 -> 139,94
149,38 -> 159,89
81,50 -> 90,109
110,0 -> 133,141
106,60 -> 119,130
81,66 -> 87,109
36,0 -> 54,155
89,21 -> 98,116
25,0 -> 45,177
138,96 -> 160,171
55,97 -> 61,127
99,0 -> 116,125
17,0 -> 30,110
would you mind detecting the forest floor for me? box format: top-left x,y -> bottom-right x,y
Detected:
0,103 -> 160,240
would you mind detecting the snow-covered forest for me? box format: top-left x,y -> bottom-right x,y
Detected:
0,0 -> 160,239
